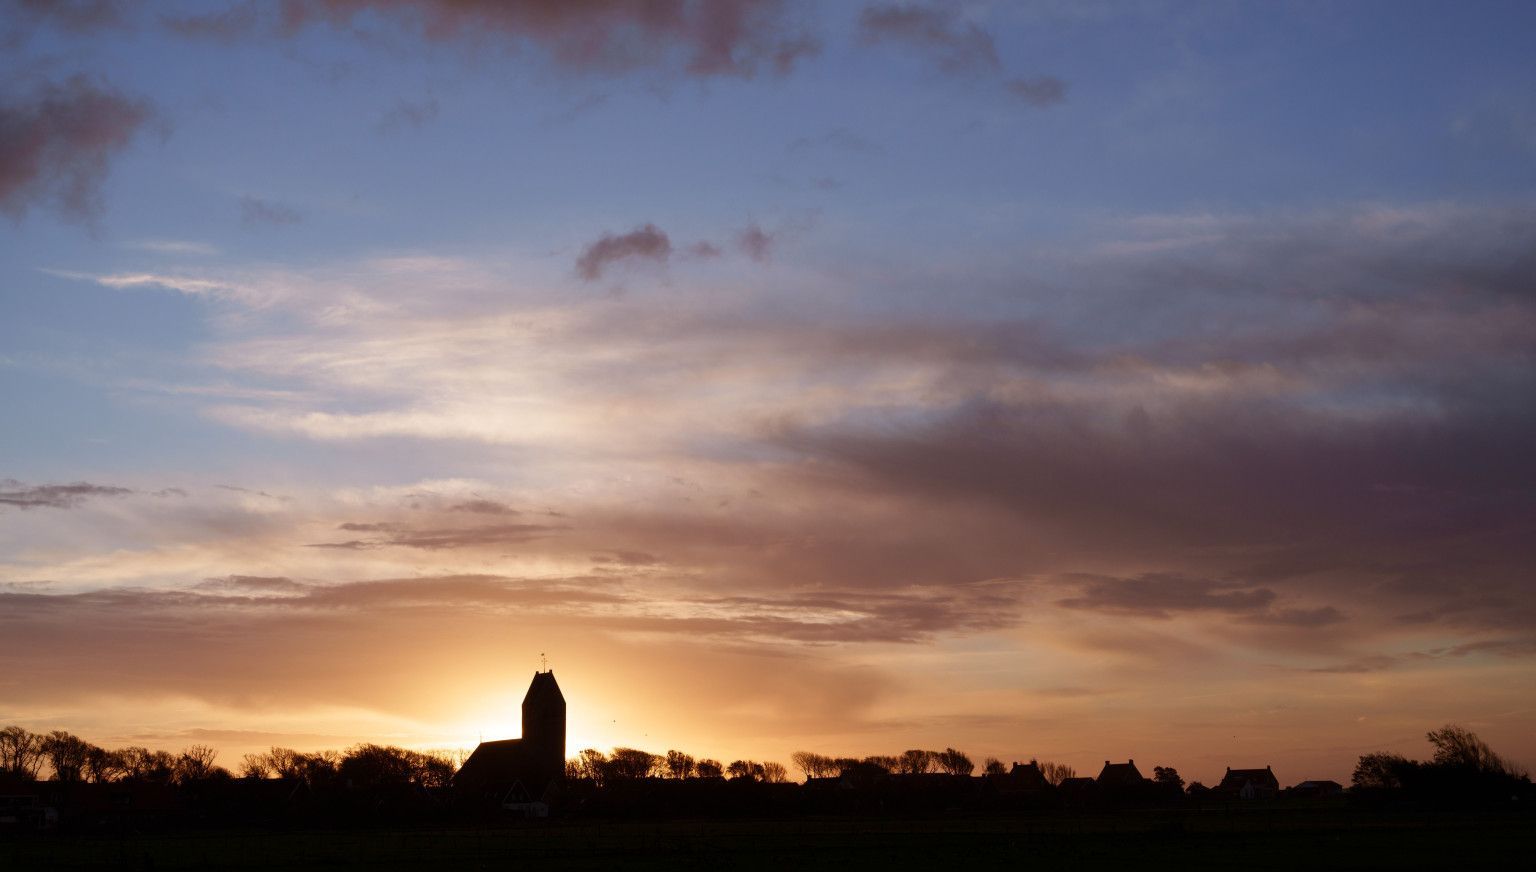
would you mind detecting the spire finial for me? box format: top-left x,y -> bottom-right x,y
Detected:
540,652 -> 548,672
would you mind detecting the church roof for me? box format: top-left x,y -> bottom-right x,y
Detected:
524,670 -> 563,704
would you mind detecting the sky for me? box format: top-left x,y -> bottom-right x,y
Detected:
2,0 -> 1534,787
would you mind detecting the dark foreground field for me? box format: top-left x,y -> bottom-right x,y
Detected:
4,808 -> 1531,871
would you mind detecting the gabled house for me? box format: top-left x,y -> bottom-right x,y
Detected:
1096,759 -> 1145,789
1217,765 -> 1279,799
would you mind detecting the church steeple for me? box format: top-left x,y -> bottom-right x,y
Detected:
522,669 -> 565,771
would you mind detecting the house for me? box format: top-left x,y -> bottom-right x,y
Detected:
1096,759 -> 1145,789
1217,765 -> 1280,799
1289,779 -> 1343,798
454,670 -> 566,801
1007,761 -> 1050,790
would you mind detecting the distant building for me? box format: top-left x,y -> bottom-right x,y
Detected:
1007,761 -> 1049,790
1289,779 -> 1344,798
1096,759 -> 1145,789
454,670 -> 566,801
1218,765 -> 1279,799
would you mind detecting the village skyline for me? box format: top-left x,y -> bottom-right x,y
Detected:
4,0 -> 1535,801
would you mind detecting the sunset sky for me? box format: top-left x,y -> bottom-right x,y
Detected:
2,0 -> 1534,787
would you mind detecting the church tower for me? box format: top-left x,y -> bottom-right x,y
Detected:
522,670 -> 565,780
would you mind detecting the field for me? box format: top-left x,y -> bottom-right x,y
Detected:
3,807 -> 1531,871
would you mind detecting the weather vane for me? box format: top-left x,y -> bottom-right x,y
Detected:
540,652 -> 548,672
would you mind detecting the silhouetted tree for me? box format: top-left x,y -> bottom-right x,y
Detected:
121,747 -> 176,783
82,745 -> 125,783
664,749 -> 696,779
898,749 -> 934,776
607,747 -> 661,780
1351,752 -> 1413,790
983,757 -> 1006,776
934,748 -> 974,776
42,731 -> 91,782
861,755 -> 898,775
1039,761 -> 1075,786
792,751 -> 838,780
239,753 -> 274,779
173,745 -> 220,783
726,760 -> 767,781
1426,724 -> 1526,778
761,761 -> 788,783
571,749 -> 608,784
0,726 -> 45,780
696,758 -> 724,779
1153,766 -> 1184,791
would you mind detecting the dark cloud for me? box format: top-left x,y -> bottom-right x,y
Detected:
575,223 -> 672,281
1240,607 -> 1348,628
0,479 -> 133,509
375,96 -> 440,133
239,194 -> 303,227
308,522 -> 564,550
0,76 -> 152,222
166,0 -> 820,79
590,550 -> 661,566
737,223 -> 774,262
159,3 -> 259,42
447,498 -> 519,516
687,240 -> 723,259
2,0 -> 132,38
857,3 -> 999,74
1006,76 -> 1066,107
195,575 -> 310,594
1058,574 -> 1277,618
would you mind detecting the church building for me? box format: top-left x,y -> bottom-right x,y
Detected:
454,670 -> 566,800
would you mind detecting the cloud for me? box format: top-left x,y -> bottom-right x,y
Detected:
575,223 -> 672,280
308,522 -> 564,550
1006,76 -> 1066,107
0,479 -> 133,509
375,96 -> 440,133
737,223 -> 774,262
857,3 -> 999,74
0,76 -> 153,223
1057,574 -> 1277,618
165,0 -> 821,80
447,498 -> 519,516
785,128 -> 883,156
239,195 -> 303,227
1,0 -> 133,38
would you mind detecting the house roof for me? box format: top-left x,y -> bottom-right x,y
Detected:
1219,766 -> 1279,789
1096,759 -> 1144,786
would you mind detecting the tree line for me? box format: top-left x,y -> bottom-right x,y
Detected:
0,725 -> 458,790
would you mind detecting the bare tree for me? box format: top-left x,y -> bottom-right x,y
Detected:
696,758 -> 724,779
239,754 -> 274,779
726,760 -> 766,781
934,748 -> 975,777
42,731 -> 92,782
1039,761 -> 1075,786
173,745 -> 220,783
664,749 -> 696,779
899,749 -> 935,776
761,761 -> 788,783
0,726 -> 45,780
1426,724 -> 1526,777
83,746 -> 125,783
607,747 -> 661,780
983,757 -> 1007,776
792,751 -> 838,780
